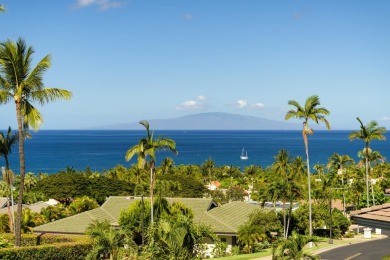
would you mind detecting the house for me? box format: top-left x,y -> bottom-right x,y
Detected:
350,203 -> 390,230
33,196 -> 262,257
0,198 -> 59,215
207,181 -> 221,191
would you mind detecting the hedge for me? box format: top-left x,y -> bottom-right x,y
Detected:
0,234 -> 92,260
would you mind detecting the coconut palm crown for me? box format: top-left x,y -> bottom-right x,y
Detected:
0,38 -> 72,246
125,120 -> 178,169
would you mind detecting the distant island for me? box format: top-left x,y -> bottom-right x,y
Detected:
96,112 -> 303,130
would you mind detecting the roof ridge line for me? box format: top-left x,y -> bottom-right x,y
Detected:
204,210 -> 236,232
100,205 -> 116,221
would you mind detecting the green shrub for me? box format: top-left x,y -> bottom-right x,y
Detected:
212,241 -> 228,258
0,234 -> 92,260
231,245 -> 240,256
253,241 -> 271,252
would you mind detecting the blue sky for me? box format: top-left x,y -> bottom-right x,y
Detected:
1,0 -> 389,130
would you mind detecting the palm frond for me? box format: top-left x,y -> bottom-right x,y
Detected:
22,102 -> 43,130
125,145 -> 142,161
139,120 -> 151,137
0,89 -> 11,104
31,88 -> 72,104
25,55 -> 51,91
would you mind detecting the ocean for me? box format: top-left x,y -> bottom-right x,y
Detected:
4,130 -> 390,174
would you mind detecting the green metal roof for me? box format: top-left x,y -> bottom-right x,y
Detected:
34,197 -> 260,235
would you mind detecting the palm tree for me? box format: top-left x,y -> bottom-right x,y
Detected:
86,220 -> 126,260
272,149 -> 291,238
285,95 -> 330,237
272,232 -> 321,260
160,157 -> 174,175
201,157 -> 215,189
357,149 -> 384,206
128,164 -> 148,185
327,153 -> 353,215
237,221 -> 266,253
24,172 -> 37,192
150,214 -> 215,259
0,126 -> 18,233
0,38 -> 72,246
125,120 -> 177,224
349,117 -> 386,208
0,5 -> 5,12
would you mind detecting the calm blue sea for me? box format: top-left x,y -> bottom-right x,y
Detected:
4,130 -> 390,174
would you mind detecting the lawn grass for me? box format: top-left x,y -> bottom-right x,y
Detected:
213,248 -> 272,260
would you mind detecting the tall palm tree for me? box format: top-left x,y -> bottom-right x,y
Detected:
0,5 -> 5,12
285,95 -> 330,237
0,126 -> 18,233
349,117 -> 386,208
327,153 -> 353,215
272,149 -> 292,238
0,38 -> 72,246
125,120 -> 177,224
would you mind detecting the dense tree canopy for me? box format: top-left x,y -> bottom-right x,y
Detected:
33,173 -> 133,204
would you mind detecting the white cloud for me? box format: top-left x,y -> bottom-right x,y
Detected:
176,100 -> 203,110
381,116 -> 390,121
252,102 -> 265,109
74,0 -> 126,10
235,99 -> 247,108
176,95 -> 208,111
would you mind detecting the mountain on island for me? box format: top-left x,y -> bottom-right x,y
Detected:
97,112 -> 302,130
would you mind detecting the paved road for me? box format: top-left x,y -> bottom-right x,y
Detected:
319,229 -> 390,260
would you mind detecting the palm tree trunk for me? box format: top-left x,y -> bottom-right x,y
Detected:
10,183 -> 15,233
341,176 -> 346,216
371,176 -> 375,206
150,167 -> 154,224
303,125 -> 313,237
15,102 -> 25,247
365,144 -> 369,208
283,201 -> 287,239
286,203 -> 293,238
150,167 -> 153,224
5,159 -> 15,234
6,199 -> 12,233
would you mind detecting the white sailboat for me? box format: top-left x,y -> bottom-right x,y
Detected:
240,148 -> 248,160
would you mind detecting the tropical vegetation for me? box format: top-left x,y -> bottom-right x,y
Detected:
0,38 -> 72,246
0,4 -> 389,257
